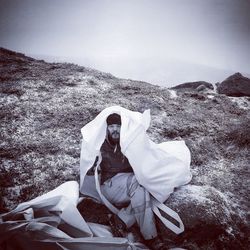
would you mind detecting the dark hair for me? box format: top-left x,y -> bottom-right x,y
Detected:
106,113 -> 121,125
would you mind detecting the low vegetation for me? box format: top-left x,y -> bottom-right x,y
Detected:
0,48 -> 249,249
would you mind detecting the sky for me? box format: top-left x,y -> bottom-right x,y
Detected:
0,0 -> 249,87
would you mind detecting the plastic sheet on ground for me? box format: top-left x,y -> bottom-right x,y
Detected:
0,181 -> 147,250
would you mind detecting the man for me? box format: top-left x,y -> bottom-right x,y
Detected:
80,106 -> 191,249
87,113 -> 167,250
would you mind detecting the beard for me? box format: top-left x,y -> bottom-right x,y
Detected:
108,132 -> 120,144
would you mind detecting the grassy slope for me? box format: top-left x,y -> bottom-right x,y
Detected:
0,48 -> 249,249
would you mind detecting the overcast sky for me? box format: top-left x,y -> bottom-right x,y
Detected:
0,0 -> 249,86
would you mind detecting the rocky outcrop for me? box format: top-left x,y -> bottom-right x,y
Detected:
217,72 -> 250,97
171,81 -> 214,91
0,48 -> 249,249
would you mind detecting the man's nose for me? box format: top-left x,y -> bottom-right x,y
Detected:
113,125 -> 120,130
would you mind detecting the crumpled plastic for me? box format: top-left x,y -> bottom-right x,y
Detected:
80,106 -> 192,203
0,181 -> 147,250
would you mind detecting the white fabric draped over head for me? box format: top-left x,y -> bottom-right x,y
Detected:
80,106 -> 192,203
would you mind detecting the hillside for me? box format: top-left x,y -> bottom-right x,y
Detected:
0,47 -> 249,249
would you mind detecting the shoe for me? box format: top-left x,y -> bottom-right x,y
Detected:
144,236 -> 168,250
109,214 -> 127,237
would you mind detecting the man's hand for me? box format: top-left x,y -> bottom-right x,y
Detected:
86,156 -> 99,176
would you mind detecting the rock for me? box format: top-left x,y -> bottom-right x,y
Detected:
217,72 -> 250,97
196,84 -> 207,92
158,185 -> 248,249
171,81 -> 214,91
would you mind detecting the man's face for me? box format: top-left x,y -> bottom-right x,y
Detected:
107,124 -> 121,143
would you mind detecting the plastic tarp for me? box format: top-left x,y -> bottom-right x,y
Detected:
80,106 -> 192,203
0,181 -> 147,250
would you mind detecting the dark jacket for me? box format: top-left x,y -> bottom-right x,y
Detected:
100,139 -> 133,184
87,139 -> 133,184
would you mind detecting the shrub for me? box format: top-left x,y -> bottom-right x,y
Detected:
225,119 -> 250,147
0,84 -> 24,96
88,79 -> 97,85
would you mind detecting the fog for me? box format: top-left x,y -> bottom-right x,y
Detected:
1,0 -> 249,86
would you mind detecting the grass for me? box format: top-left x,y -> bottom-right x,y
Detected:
0,49 -> 249,249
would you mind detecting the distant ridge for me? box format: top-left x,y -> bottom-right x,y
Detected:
1,47 -> 249,95
0,47 -> 35,61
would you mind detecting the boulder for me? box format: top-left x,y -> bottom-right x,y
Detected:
157,185 -> 248,249
217,73 -> 250,97
171,81 -> 214,91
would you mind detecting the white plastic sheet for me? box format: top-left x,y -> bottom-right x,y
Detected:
0,181 -> 146,250
80,106 -> 192,203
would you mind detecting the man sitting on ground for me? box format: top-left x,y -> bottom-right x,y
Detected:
86,113 -> 167,250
